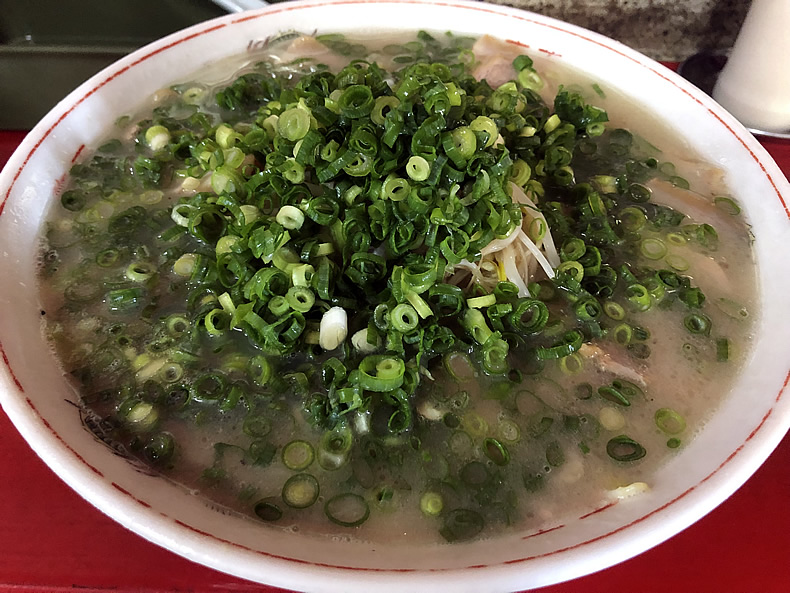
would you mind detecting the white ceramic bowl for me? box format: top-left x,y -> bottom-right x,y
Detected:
1,1 -> 789,591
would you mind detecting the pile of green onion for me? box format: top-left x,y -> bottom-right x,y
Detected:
45,30 -> 740,540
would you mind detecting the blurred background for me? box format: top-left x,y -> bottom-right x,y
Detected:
0,0 -> 749,129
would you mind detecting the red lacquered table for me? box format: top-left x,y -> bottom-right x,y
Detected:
1,129 -> 789,593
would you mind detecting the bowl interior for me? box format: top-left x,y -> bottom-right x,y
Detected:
1,2 -> 789,592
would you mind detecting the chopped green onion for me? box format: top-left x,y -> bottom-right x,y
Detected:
443,351 -> 476,382
390,303 -> 419,332
665,254 -> 690,271
278,107 -> 311,141
243,413 -> 271,438
612,323 -> 632,345
640,238 -> 667,260
627,183 -> 651,203
544,114 -> 561,133
145,125 -> 171,151
406,156 -> 431,182
382,175 -> 411,201
106,287 -> 145,312
371,95 -> 400,125
338,85 -> 374,119
204,308 -> 230,336
469,116 -> 498,148
282,473 -> 319,508
559,352 -> 584,374
713,196 -> 741,215
716,337 -> 730,362
716,298 -> 749,320
420,491 -> 444,516
483,437 -> 510,466
325,493 -> 370,527
166,314 -> 190,337
450,126 -> 476,160
607,435 -> 646,462
286,286 -> 315,313
125,261 -> 156,282
254,499 -> 283,521
517,68 -> 543,91
125,401 -> 158,431
666,232 -> 686,246
143,432 -> 174,464
535,330 -> 583,360
276,205 -> 305,230
625,284 -> 651,312
467,294 -> 496,309
358,355 -> 406,392
318,426 -> 352,470
405,291 -> 433,319
282,440 -> 315,471
497,418 -> 521,443
655,408 -> 686,435
440,509 -> 484,542
684,313 -> 712,335
604,301 -> 626,320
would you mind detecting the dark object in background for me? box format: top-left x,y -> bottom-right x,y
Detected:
0,0 -> 228,129
488,0 -> 749,62
677,52 -> 728,96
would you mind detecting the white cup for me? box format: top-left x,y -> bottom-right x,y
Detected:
713,0 -> 790,133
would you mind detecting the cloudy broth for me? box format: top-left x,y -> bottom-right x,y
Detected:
39,31 -> 755,545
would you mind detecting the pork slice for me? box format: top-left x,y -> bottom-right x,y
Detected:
471,35 -> 523,88
578,343 -> 647,388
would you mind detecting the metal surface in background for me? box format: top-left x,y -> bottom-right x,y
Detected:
0,0 -> 228,129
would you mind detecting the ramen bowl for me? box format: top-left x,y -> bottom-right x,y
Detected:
1,1 -> 789,591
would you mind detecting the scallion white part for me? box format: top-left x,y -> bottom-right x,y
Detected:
145,125 -> 171,151
173,253 -> 197,277
610,481 -> 650,500
351,328 -> 379,354
319,306 -> 348,351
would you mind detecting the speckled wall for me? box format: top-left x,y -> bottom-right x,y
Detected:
487,0 -> 751,61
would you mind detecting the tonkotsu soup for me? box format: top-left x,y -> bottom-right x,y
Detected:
38,31 -> 756,545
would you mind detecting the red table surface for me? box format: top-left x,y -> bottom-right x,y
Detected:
1,129 -> 790,593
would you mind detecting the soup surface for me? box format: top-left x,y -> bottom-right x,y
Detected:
39,31 -> 756,545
